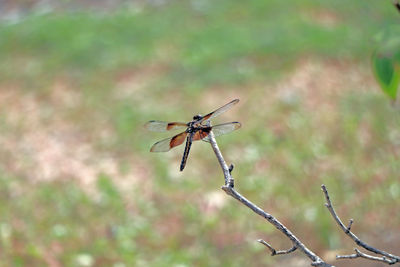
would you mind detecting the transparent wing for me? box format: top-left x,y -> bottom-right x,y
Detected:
200,99 -> 239,122
192,128 -> 211,141
202,122 -> 241,142
144,120 -> 187,132
150,132 -> 187,152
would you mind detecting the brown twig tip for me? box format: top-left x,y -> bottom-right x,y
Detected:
258,239 -> 297,256
346,219 -> 353,233
258,239 -> 276,256
229,163 -> 234,173
321,185 -> 329,201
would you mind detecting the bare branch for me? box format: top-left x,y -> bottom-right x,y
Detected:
337,248 -> 398,265
208,131 -> 334,267
345,219 -> 353,234
258,239 -> 297,256
321,184 -> 400,265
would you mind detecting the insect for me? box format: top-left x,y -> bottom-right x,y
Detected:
145,99 -> 241,171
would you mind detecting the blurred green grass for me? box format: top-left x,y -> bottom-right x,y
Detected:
0,1 -> 400,266
0,1 -> 397,88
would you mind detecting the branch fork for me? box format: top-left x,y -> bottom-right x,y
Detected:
207,127 -> 399,266
258,239 -> 297,256
322,184 -> 400,265
208,131 -> 334,267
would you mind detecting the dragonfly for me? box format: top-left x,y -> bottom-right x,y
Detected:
145,99 -> 241,171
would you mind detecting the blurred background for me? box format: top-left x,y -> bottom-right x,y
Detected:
0,1 -> 399,266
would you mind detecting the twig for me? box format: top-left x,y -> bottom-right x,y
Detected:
337,248 -> 398,265
321,184 -> 400,265
258,239 -> 297,256
208,131 -> 334,267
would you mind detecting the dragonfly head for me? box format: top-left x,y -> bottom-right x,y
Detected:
193,114 -> 203,121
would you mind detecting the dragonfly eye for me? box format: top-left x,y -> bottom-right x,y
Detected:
193,114 -> 202,121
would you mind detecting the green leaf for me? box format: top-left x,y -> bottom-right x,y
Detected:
372,53 -> 400,100
372,25 -> 400,100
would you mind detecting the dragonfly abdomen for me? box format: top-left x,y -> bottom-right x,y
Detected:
180,133 -> 194,171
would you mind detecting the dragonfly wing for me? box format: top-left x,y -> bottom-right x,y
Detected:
192,128 -> 212,141
200,99 -> 239,122
202,122 -> 241,142
150,132 -> 188,152
145,120 -> 187,132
